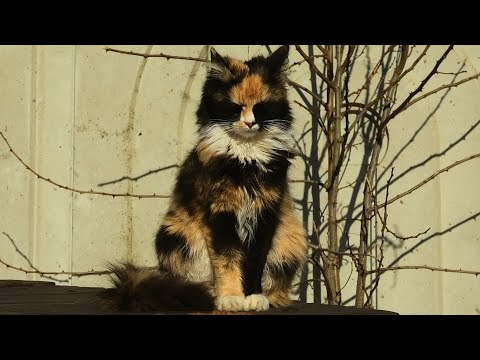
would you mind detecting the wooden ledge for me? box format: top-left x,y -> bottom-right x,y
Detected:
0,280 -> 398,315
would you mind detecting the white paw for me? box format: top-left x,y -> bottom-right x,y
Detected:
216,295 -> 245,311
244,294 -> 269,311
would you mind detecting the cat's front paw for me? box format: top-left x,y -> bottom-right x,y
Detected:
244,294 -> 269,311
216,295 -> 245,311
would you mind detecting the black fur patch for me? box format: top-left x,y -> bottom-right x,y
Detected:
155,226 -> 190,260
242,201 -> 282,295
267,260 -> 301,289
208,212 -> 242,255
99,262 -> 215,312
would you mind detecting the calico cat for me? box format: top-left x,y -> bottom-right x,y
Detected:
101,45 -> 307,312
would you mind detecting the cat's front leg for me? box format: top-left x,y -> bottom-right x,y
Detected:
208,212 -> 246,311
241,205 -> 280,312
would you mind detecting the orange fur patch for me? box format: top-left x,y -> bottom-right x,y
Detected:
266,288 -> 292,307
230,74 -> 269,106
267,195 -> 308,267
129,268 -> 158,288
256,186 -> 282,211
196,140 -> 216,164
162,206 -> 210,254
208,250 -> 244,297
209,180 -> 247,213
158,251 -> 187,276
227,58 -> 249,74
158,205 -> 212,279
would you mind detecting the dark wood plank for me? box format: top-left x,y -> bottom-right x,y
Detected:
0,280 -> 398,315
0,280 -> 55,288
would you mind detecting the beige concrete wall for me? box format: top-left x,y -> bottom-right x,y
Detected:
0,45 -> 479,314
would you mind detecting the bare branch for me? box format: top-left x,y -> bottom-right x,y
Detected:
355,46 -> 409,308
387,70 -> 480,119
349,45 -> 396,100
288,79 -> 328,110
385,45 -> 454,124
294,45 -> 336,89
308,244 -> 381,262
386,226 -> 430,241
365,167 -> 394,306
0,131 -> 170,199
289,179 -> 326,188
341,45 -> 355,71
389,45 -> 430,92
316,45 -> 328,57
366,265 -> 480,276
288,54 -> 325,69
437,71 -> 467,75
104,47 -> 209,63
378,152 -> 480,208
293,100 -> 328,137
0,257 -> 112,277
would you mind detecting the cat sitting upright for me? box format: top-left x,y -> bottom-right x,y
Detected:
102,45 -> 307,312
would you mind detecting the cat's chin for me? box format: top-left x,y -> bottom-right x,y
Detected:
232,127 -> 260,139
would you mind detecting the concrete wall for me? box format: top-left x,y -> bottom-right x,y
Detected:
0,45 -> 479,314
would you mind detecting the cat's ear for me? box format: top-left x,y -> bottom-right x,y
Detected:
267,45 -> 290,72
208,47 -> 233,81
210,47 -> 227,66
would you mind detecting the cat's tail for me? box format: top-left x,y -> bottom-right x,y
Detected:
98,262 -> 215,313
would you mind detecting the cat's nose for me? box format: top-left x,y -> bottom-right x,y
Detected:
244,121 -> 255,129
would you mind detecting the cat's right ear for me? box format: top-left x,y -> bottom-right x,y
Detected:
210,48 -> 226,66
208,47 -> 233,81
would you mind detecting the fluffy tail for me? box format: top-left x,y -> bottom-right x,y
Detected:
99,262 -> 215,312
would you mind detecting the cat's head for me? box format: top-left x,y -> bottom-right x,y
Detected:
196,45 -> 292,139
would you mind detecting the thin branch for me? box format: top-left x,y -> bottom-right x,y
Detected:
378,152 -> 480,208
387,226 -> 430,241
293,100 -> 328,137
0,131 -> 170,199
0,257 -> 112,277
340,261 -> 355,291
104,47 -> 209,63
387,70 -> 480,120
365,167 -> 394,306
288,54 -> 325,69
293,278 -> 325,287
437,71 -> 467,75
288,79 -> 328,110
355,45 -> 409,308
289,179 -> 326,188
341,45 -> 355,71
349,45 -> 396,100
389,45 -> 431,93
308,244 -> 381,262
385,45 -> 454,124
366,265 -> 480,276
294,45 -> 336,89
316,45 -> 328,58
341,49 -> 402,140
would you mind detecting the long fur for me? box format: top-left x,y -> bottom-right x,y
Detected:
99,262 -> 215,312
100,45 -> 308,313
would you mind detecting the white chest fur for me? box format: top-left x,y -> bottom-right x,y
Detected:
235,189 -> 258,245
199,124 -> 296,171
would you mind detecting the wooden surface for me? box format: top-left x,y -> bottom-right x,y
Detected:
0,280 -> 398,315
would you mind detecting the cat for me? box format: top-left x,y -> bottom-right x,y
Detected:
101,45 -> 307,313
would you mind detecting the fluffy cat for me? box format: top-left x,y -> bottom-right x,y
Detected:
101,45 -> 307,312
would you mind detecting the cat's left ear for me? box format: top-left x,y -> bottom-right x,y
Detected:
210,47 -> 228,67
267,45 -> 290,71
208,47 -> 233,81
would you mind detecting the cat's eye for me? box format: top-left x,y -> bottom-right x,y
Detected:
214,101 -> 242,119
253,101 -> 285,121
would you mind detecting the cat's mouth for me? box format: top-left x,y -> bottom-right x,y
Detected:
232,120 -> 260,138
